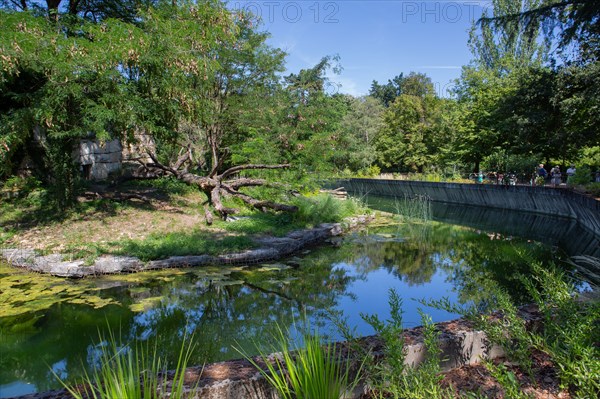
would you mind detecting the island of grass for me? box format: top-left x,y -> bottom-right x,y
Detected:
0,177 -> 372,277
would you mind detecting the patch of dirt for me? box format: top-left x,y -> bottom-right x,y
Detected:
3,185 -> 212,253
440,352 -> 572,399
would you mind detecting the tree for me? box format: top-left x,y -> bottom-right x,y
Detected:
0,2 -> 299,219
469,0 -> 549,73
368,72 -> 436,107
373,73 -> 447,172
0,0 -> 157,22
269,56 -> 351,177
479,0 -> 600,63
334,96 -> 383,172
369,74 -> 404,107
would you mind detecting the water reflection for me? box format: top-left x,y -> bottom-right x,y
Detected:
1,197 -> 596,396
366,196 -> 600,286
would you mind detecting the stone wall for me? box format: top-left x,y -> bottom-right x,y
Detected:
75,132 -> 156,181
76,139 -> 122,180
334,178 -> 600,236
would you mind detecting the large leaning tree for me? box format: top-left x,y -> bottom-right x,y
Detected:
0,1 -> 298,221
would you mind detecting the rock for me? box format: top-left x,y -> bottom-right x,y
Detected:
0,215 -> 374,278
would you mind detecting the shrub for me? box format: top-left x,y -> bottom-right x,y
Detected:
570,165 -> 593,185
292,194 -> 366,227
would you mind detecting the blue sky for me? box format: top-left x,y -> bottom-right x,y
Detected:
229,1 -> 492,97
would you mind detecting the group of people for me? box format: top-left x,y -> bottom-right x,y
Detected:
536,164 -> 577,187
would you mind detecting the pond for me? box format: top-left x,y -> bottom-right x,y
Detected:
1,196 -> 597,398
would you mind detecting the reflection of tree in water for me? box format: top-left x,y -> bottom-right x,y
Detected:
124,259 -> 359,365
441,231 -> 567,306
0,262 -> 357,392
0,303 -> 131,393
340,222 -> 462,285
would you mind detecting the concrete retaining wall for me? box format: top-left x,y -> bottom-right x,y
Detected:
335,178 -> 600,236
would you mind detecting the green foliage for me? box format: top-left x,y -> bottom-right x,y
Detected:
393,195 -> 432,223
238,323 -> 361,399
372,72 -> 455,174
582,182 -> 600,196
360,289 -> 452,399
369,72 -> 435,107
484,361 -> 533,399
125,177 -> 197,196
523,263 -> 600,398
356,165 -> 381,178
1,175 -> 41,193
578,146 -> 600,168
361,288 -> 406,389
426,262 -> 600,398
570,165 -> 593,185
333,96 -> 383,173
54,328 -> 197,399
469,0 -> 548,73
291,194 -> 366,227
481,149 -> 538,174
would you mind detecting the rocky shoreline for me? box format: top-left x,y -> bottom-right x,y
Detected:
0,215 -> 373,278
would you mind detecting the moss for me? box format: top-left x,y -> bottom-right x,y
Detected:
0,263 -> 120,317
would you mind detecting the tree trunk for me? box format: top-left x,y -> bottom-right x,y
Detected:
143,154 -> 297,224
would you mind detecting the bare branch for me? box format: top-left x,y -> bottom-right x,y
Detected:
226,178 -> 268,190
173,149 -> 190,171
221,185 -> 297,213
210,184 -> 238,218
209,155 -> 226,178
203,203 -> 214,225
146,152 -> 178,176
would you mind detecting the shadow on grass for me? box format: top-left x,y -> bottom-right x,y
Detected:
0,179 -> 203,240
217,213 -> 300,237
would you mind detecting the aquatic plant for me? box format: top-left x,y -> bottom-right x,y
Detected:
238,323 -> 362,399
359,289 -> 452,399
54,328 -> 197,399
393,194 -> 432,223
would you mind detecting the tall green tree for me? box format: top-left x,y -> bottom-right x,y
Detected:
469,0 -> 548,73
373,72 -> 447,172
369,74 -> 404,107
333,95 -> 383,172
274,56 -> 351,175
479,0 -> 600,63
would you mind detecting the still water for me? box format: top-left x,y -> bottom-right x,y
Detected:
1,197 -> 597,397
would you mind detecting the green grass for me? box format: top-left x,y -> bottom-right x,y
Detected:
291,194 -> 368,227
217,213 -> 299,236
54,327 -> 198,399
238,323 -> 362,399
110,230 -> 256,261
393,194 -> 432,223
218,194 -> 368,236
123,176 -> 198,196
